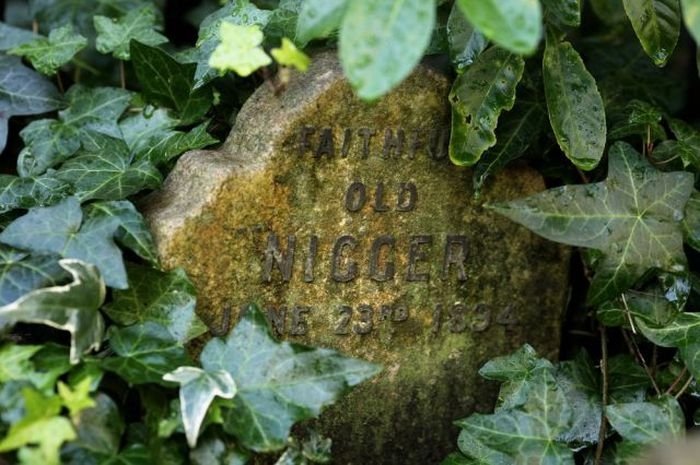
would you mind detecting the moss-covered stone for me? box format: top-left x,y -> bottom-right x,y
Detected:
143,52 -> 570,465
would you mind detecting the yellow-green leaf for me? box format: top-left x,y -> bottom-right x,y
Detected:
209,23 -> 272,77
271,37 -> 310,71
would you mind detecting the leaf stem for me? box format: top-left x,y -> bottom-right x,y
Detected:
621,329 -> 661,396
32,20 -> 38,34
120,61 -> 126,90
674,374 -> 694,400
56,72 -> 64,93
664,367 -> 688,396
595,325 -> 608,465
71,57 -> 100,75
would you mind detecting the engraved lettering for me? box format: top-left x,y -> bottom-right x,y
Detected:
353,304 -> 373,334
372,182 -> 390,212
341,128 -> 353,157
369,235 -> 395,282
304,235 -> 318,283
299,126 -> 315,155
344,182 -> 366,212
408,130 -> 423,159
442,235 -> 468,281
449,303 -> 468,333
428,128 -> 448,160
431,303 -> 443,334
392,305 -> 408,322
383,128 -> 405,158
470,303 -> 491,332
334,306 -> 352,335
267,306 -> 287,336
291,306 -> 310,335
406,235 -> 432,282
396,182 -> 417,212
357,128 -> 376,158
263,234 -> 296,282
332,235 -> 358,282
316,127 -> 335,157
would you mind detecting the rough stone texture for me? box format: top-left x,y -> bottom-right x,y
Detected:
143,52 -> 570,465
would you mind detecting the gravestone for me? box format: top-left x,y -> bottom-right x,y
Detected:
143,52 -> 570,464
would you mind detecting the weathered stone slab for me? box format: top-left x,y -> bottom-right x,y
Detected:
143,52 -> 569,464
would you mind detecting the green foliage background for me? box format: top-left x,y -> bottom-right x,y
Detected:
0,0 -> 700,464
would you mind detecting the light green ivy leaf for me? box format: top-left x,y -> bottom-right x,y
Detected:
0,197 -> 128,289
449,47 -> 524,166
9,24 -> 87,75
271,37 -> 310,71
490,142 -> 694,305
163,366 -> 237,447
623,0 -> 681,67
209,22 -> 272,77
201,304 -> 381,452
94,6 -> 167,60
0,259 -> 105,364
295,0 -> 347,46
455,0 -> 542,55
339,0 -> 435,100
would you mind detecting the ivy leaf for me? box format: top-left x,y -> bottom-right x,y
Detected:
623,0 -> 681,67
449,47 -> 524,167
664,119 -> 700,169
606,395 -> 684,444
0,23 -> 37,50
637,312 -> 700,379
103,263 -> 207,344
473,95 -> 545,193
55,135 -> 162,202
0,197 -> 128,289
0,259 -> 105,364
200,304 -> 380,452
190,435 -> 249,465
0,344 -> 42,384
0,174 -> 69,214
490,142 -> 694,305
295,0 -> 347,45
130,42 -> 213,125
264,0 -> 303,44
554,352 -> 602,445
682,0 -> 700,44
102,322 -> 191,385
58,377 -> 96,418
184,0 -> 272,86
0,388 -> 75,465
63,393 -> 123,459
456,350 -> 574,464
271,37 -> 310,71
0,343 -> 72,393
455,0 -> 542,55
9,24 -> 87,75
609,100 -> 666,142
339,0 -> 435,100
0,246 -> 68,306
120,110 -> 217,166
163,367 -> 237,447
94,6 -> 167,60
543,36 -> 606,170
541,0 -> 581,28
18,85 -> 132,177
85,201 -> 158,266
0,55 -> 62,154
683,191 -> 700,251
446,3 -> 488,73
209,23 -> 272,77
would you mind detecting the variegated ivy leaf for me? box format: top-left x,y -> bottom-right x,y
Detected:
0,245 -> 68,306
9,24 -> 87,75
491,142 -> 694,305
0,259 -> 105,364
163,367 -> 237,447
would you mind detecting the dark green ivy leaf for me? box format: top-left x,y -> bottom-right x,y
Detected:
55,134 -> 162,202
18,85 -> 132,177
0,196 -> 128,288
623,0 -> 681,67
637,311 -> 700,380
0,22 -> 37,50
9,24 -> 87,75
455,0 -> 542,55
264,0 -> 303,45
683,191 -> 700,251
446,3 -> 488,73
0,259 -> 105,364
200,304 -> 380,452
490,142 -> 693,305
119,109 -> 217,166
0,245 -> 68,306
608,100 -> 666,143
606,395 -> 684,444
94,6 -> 167,60
62,393 -> 124,461
102,322 -> 190,385
130,41 -> 213,125
541,0 -> 581,28
543,36 -> 606,170
0,55 -> 63,154
339,0 -> 435,100
295,0 -> 347,46
103,263 -> 207,344
449,47 -> 524,166
0,174 -> 70,213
